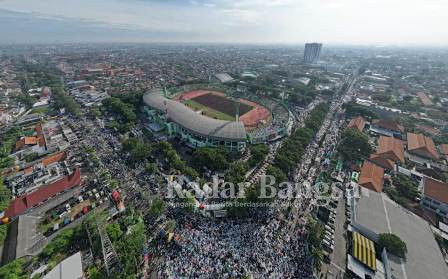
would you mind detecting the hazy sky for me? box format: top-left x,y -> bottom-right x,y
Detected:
1,0 -> 447,45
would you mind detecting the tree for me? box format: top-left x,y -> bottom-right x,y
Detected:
184,166 -> 199,180
52,88 -> 81,117
266,166 -> 287,187
122,138 -> 151,162
372,93 -> 391,102
378,233 -> 407,258
192,147 -> 229,172
0,258 -> 29,279
225,161 -> 249,185
343,101 -> 379,120
106,223 -> 123,242
102,97 -> 136,123
338,129 -> 372,161
87,267 -> 104,279
248,144 -> 269,168
307,218 -> 325,273
24,152 -> 39,162
115,222 -> 146,276
149,199 -> 166,217
392,175 -> 419,201
145,162 -> 158,175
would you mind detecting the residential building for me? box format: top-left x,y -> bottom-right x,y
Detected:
407,132 -> 439,161
421,177 -> 448,218
347,116 -> 366,132
369,136 -> 404,170
358,161 -> 384,193
370,118 -> 404,138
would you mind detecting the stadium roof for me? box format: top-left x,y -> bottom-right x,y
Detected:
407,132 -> 439,160
4,168 -> 82,218
347,116 -> 366,132
143,89 -> 246,141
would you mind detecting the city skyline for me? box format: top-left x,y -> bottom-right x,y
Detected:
0,0 -> 448,45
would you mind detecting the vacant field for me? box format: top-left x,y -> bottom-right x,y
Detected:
191,93 -> 253,117
184,99 -> 236,121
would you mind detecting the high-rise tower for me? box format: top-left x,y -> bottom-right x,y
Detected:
304,43 -> 322,63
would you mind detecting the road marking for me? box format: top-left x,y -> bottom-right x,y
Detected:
331,261 -> 345,273
381,194 -> 408,279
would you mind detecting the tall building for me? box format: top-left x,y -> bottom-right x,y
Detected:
304,43 -> 322,63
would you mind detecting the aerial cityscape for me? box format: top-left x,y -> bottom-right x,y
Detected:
1,1 -> 448,279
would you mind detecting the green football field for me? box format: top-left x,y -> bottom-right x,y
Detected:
183,99 -> 236,121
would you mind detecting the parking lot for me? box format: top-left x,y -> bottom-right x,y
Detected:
320,191 -> 347,279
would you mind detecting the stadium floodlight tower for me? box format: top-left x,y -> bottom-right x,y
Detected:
229,90 -> 241,122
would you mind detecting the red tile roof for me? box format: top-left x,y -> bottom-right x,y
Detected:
376,136 -> 405,163
347,116 -> 366,132
369,154 -> 395,170
4,168 -> 82,218
417,92 -> 433,106
440,144 -> 448,155
42,152 -> 66,166
441,144 -> 448,161
358,161 -> 384,193
407,133 -> 439,160
35,123 -> 43,136
424,177 -> 448,204
15,138 -> 25,151
416,124 -> 441,136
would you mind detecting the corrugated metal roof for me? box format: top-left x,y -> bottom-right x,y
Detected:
353,231 -> 377,271
143,89 -> 246,141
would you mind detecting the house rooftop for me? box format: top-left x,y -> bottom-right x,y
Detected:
423,177 -> 448,204
347,116 -> 366,132
372,118 -> 404,133
407,132 -> 439,160
358,161 -> 384,192
376,136 -> 405,163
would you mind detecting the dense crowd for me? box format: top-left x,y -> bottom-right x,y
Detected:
64,80 -> 354,279
159,212 -> 314,279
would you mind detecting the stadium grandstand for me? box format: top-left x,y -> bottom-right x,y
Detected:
143,85 -> 293,151
143,88 -> 247,152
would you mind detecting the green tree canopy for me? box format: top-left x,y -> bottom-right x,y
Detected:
248,144 -> 269,168
378,233 -> 407,258
192,147 -> 229,172
338,129 -> 372,162
102,97 -> 137,123
343,101 -> 379,120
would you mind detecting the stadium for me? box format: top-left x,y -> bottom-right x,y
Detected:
143,86 -> 293,152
